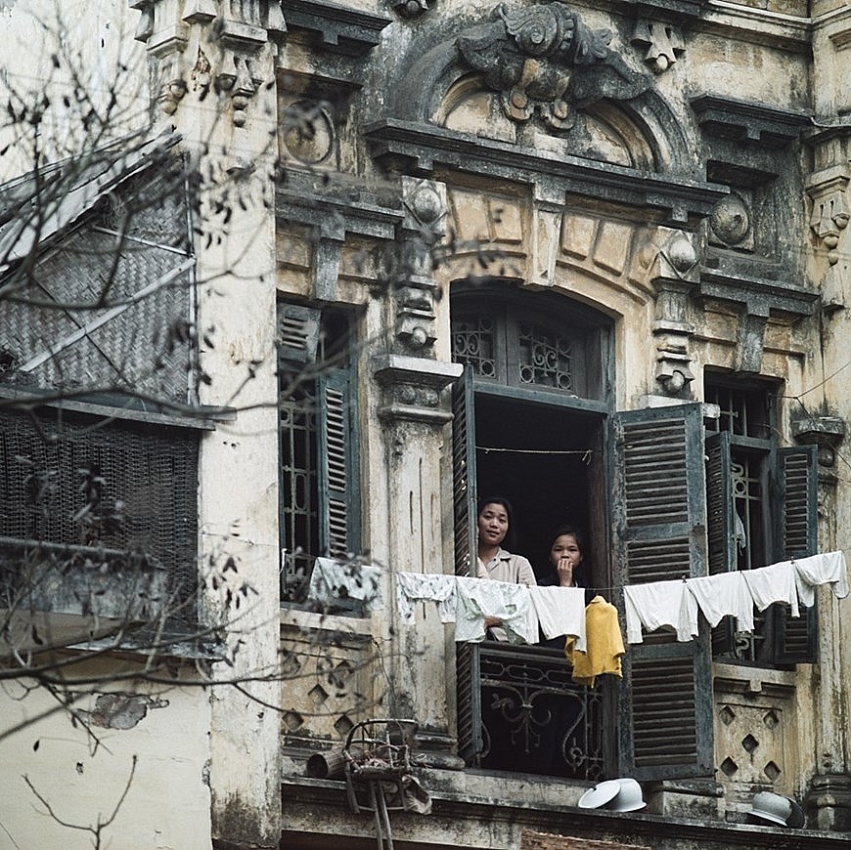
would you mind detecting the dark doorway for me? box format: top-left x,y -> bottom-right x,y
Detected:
473,393 -> 602,583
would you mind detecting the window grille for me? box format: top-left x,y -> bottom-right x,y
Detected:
277,303 -> 360,605
0,407 -> 199,621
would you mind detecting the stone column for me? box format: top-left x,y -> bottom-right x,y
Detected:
372,177 -> 464,765
132,1 -> 285,846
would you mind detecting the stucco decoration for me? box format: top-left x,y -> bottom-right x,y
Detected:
456,2 -> 651,132
709,193 -> 752,249
631,20 -> 685,74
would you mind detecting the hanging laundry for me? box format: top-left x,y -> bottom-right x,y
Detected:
529,585 -> 586,651
454,575 -> 538,644
395,572 -> 457,625
565,595 -> 624,686
793,551 -> 849,608
686,571 -> 755,633
307,558 -> 385,614
623,580 -> 699,644
742,560 -> 799,618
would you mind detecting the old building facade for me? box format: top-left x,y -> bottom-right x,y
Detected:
2,0 -> 851,848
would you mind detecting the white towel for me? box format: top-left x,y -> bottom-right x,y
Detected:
686,572 -> 755,633
793,551 -> 850,607
742,561 -> 799,618
307,558 -> 384,613
395,572 -> 457,624
529,585 -> 587,651
454,576 -> 539,644
623,580 -> 699,644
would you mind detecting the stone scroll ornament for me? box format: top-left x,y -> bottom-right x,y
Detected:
457,2 -> 651,131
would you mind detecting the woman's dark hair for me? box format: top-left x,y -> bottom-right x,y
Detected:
477,495 -> 517,552
547,524 -> 585,554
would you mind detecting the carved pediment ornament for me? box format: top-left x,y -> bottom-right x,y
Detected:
456,2 -> 651,131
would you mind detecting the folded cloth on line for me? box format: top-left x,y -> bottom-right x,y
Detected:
623,580 -> 699,644
529,585 -> 586,651
686,571 -> 755,633
308,558 -> 384,614
742,560 -> 799,618
454,575 -> 539,644
395,572 -> 457,625
793,551 -> 850,608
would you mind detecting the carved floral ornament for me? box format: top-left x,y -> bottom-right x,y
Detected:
456,2 -> 651,131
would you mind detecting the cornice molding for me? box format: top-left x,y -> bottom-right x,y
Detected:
365,118 -> 727,225
281,0 -> 392,56
691,94 -> 811,147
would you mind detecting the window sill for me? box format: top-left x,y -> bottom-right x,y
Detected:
0,384 -> 235,430
713,661 -> 798,696
280,606 -> 374,638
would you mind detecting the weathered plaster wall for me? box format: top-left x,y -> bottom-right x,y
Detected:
0,0 -> 147,181
0,666 -> 211,850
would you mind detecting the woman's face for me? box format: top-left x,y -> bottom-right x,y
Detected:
478,502 -> 509,549
550,533 -> 582,581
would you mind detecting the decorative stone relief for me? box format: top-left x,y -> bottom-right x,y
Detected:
806,165 -> 850,267
372,354 -> 462,425
456,2 -> 650,132
631,20 -> 685,74
651,233 -> 699,396
714,668 -> 798,821
709,192 -> 754,252
131,0 -> 285,125
394,178 -> 447,352
792,414 -> 846,479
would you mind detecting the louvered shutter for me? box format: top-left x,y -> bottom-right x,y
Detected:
452,369 -> 482,765
705,431 -> 736,655
317,369 -> 360,559
613,404 -> 714,780
277,303 -> 321,365
772,445 -> 818,665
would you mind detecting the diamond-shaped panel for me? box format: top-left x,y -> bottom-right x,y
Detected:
742,734 -> 759,754
334,714 -> 354,739
720,757 -> 738,777
283,710 -> 304,732
763,709 -> 779,730
764,761 -> 781,781
719,705 -> 736,726
309,684 -> 329,708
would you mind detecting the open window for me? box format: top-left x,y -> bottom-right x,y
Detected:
277,301 -> 361,606
704,375 -> 818,665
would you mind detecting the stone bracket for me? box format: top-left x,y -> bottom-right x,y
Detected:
372,355 -> 462,425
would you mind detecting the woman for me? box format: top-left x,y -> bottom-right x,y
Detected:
475,496 -> 536,638
476,496 -> 536,587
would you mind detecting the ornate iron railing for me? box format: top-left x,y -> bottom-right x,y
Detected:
478,642 -> 604,780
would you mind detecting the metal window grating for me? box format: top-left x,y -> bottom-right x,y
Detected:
0,407 -> 198,619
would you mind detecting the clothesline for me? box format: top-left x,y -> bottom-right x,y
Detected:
307,552 -> 849,648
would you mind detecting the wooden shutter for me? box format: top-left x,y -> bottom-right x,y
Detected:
613,404 -> 714,780
317,368 -> 360,559
705,430 -> 736,655
452,369 -> 481,764
772,445 -> 818,665
277,303 -> 321,365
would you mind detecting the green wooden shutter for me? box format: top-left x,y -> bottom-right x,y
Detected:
705,430 -> 736,656
613,404 -> 714,780
317,368 -> 360,559
772,445 -> 818,665
452,369 -> 481,765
